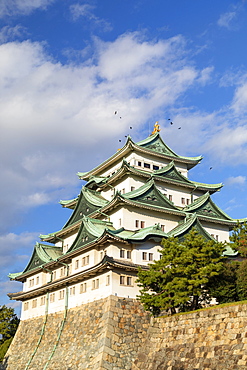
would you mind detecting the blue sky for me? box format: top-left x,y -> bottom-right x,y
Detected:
1,0 -> 247,313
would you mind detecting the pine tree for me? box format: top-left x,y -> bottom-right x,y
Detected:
137,228 -> 225,315
229,221 -> 247,257
0,306 -> 19,362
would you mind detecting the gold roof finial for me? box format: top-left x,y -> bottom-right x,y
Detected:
151,121 -> 160,135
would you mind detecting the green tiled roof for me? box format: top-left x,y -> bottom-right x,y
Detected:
136,132 -> 202,163
62,187 -> 108,229
184,192 -> 235,222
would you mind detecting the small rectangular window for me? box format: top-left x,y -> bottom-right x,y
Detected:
141,221 -> 145,228
75,259 -> 79,269
181,198 -> 185,205
138,161 -> 142,166
127,251 -> 131,259
149,253 -> 153,261
40,296 -> 46,306
70,287 -> 75,295
127,277 -> 132,286
36,276 -> 39,285
59,290 -> 64,300
120,249 -> 125,258
120,276 -> 125,285
50,293 -> 55,303
135,220 -> 139,228
216,235 -> 219,241
122,188 -> 125,194
142,252 -> 147,260
32,299 -> 37,308
52,271 -> 56,281
86,255 -> 89,265
161,225 -> 165,232
106,275 -> 110,286
24,302 -> 29,311
80,283 -> 87,293
131,186 -> 135,192
144,163 -> 150,169
169,195 -> 172,202
153,165 -> 159,170
186,199 -> 190,205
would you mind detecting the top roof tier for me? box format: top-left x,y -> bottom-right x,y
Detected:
78,132 -> 203,181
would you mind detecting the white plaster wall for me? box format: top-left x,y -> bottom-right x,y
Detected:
109,206 -> 179,232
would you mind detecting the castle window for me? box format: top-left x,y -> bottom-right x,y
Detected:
181,198 -> 185,205
82,255 -> 89,266
70,287 -> 75,295
106,275 -> 110,286
36,276 -> 39,285
24,302 -> 29,311
40,296 -> 46,306
135,220 -> 139,228
149,253 -> 153,261
142,252 -> 147,260
127,251 -> 131,259
75,259 -> 79,269
50,293 -> 55,303
153,165 -> 159,170
161,225 -> 165,232
52,271 -> 56,281
122,188 -> 125,194
141,221 -> 145,228
138,161 -> 142,166
92,279 -> 99,290
119,218 -> 122,227
186,199 -> 190,205
131,186 -> 135,192
169,195 -> 173,202
60,266 -> 66,277
144,163 -> 150,169
68,264 -> 72,275
59,290 -> 65,300
120,249 -> 125,258
80,283 -> 87,293
127,277 -> 132,286
216,235 -> 219,241
120,276 -> 125,285
29,278 -> 34,287
32,299 -> 37,308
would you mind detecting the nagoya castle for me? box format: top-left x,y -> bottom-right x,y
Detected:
5,123 -> 241,370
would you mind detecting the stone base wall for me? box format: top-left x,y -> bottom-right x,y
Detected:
2,298 -> 247,370
133,302 -> 247,370
2,296 -> 150,370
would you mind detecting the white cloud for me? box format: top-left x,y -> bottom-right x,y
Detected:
0,25 -> 26,43
0,33 -> 205,233
70,3 -> 111,31
225,175 -> 246,186
0,0 -> 54,17
217,11 -> 237,29
231,81 -> 247,114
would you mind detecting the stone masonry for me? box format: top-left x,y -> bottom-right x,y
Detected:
2,297 -> 247,369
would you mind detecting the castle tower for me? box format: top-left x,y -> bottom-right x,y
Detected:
8,125 -> 238,321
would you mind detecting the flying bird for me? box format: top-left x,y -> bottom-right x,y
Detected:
178,127 -> 181,130
114,111 -> 117,115
209,167 -> 213,170
170,122 -> 173,125
119,140 -> 121,142
130,127 -> 132,129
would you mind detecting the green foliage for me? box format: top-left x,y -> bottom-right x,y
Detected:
208,261 -> 240,304
137,228 -> 225,315
236,259 -> 247,300
0,306 -> 19,362
230,221 -> 247,257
